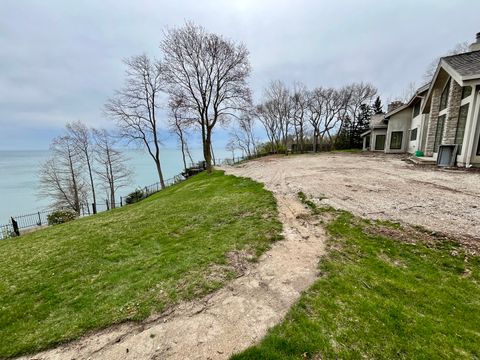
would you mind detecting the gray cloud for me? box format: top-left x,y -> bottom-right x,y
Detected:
1,0 -> 479,149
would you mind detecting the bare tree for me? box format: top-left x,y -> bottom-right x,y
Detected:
307,87 -> 325,152
39,136 -> 85,215
225,139 -> 237,160
257,81 -> 292,154
228,111 -> 258,157
256,101 -> 282,153
160,22 -> 251,172
339,83 -> 377,148
105,54 -> 166,188
92,128 -> 132,209
291,82 -> 309,153
423,42 -> 470,82
168,96 -> 194,170
66,121 -> 98,213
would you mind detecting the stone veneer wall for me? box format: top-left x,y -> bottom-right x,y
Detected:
443,80 -> 462,145
425,88 -> 441,156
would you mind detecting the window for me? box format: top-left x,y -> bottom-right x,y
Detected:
413,102 -> 421,118
462,86 -> 472,99
434,115 -> 446,153
439,79 -> 451,111
455,104 -> 469,155
375,135 -> 386,150
410,128 -> 418,141
390,131 -> 403,150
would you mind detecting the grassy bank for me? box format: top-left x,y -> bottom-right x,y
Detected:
0,171 -> 282,358
232,203 -> 480,359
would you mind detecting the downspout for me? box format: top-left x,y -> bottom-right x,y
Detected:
465,89 -> 480,168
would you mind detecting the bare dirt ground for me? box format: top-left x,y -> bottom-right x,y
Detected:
229,152 -> 480,241
20,183 -> 326,360
20,152 -> 480,360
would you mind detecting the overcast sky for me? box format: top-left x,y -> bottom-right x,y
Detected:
1,0 -> 480,150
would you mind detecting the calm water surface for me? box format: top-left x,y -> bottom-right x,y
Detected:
0,148 -> 231,224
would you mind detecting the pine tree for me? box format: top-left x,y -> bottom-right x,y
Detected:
373,96 -> 383,114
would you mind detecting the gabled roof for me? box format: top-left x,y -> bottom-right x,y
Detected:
384,83 -> 429,119
442,50 -> 480,79
421,50 -> 480,114
369,113 -> 387,128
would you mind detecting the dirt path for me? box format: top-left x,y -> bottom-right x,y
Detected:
228,153 -> 480,240
20,179 -> 326,359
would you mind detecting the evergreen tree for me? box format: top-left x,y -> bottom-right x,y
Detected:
373,96 -> 383,114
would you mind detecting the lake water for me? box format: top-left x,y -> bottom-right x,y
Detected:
0,147 -> 231,225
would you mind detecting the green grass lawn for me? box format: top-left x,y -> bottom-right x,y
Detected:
232,205 -> 480,359
0,171 -> 282,358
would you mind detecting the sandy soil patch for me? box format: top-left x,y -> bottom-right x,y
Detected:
228,152 -> 480,241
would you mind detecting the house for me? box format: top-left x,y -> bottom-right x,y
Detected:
361,113 -> 387,151
363,32 -> 480,167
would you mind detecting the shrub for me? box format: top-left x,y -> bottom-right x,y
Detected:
124,189 -> 146,205
47,210 -> 78,226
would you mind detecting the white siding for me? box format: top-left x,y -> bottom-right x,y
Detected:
385,108 -> 411,153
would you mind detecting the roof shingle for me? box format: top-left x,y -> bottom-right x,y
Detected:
442,50 -> 480,78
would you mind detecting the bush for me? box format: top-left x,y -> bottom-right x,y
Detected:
47,210 -> 78,226
124,189 -> 146,205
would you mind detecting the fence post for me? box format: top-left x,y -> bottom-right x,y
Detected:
106,199 -> 110,211
37,212 -> 42,226
120,197 -> 123,207
11,217 -> 19,236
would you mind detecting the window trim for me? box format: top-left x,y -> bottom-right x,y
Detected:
454,103 -> 470,155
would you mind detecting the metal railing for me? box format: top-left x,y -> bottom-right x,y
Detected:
0,156 -> 255,241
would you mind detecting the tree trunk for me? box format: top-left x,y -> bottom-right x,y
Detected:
156,159 -> 165,187
204,129 -> 213,173
68,151 -> 80,215
107,152 -> 116,209
179,132 -> 187,170
210,142 -> 216,166
86,154 -> 97,214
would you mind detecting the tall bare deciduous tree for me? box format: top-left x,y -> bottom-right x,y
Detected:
39,136 -> 85,215
160,22 -> 251,172
228,111 -> 258,157
256,100 -> 281,153
307,87 -> 325,152
66,121 -> 98,213
92,128 -> 132,209
340,82 -> 377,148
105,54 -> 166,188
291,82 -> 309,153
257,81 -> 292,154
168,96 -> 194,171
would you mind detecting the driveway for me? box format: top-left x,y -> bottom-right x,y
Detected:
226,152 -> 480,240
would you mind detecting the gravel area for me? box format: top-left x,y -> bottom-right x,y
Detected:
228,152 -> 480,240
